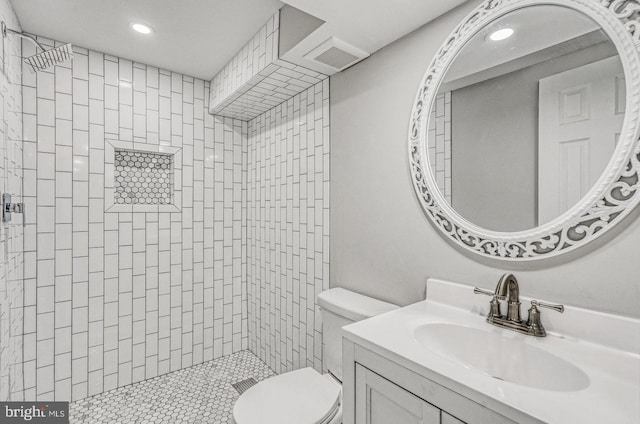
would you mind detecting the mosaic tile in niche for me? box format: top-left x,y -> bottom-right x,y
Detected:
114,149 -> 174,205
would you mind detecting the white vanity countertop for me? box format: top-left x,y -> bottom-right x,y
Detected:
342,286 -> 640,424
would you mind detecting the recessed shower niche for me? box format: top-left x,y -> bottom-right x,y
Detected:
105,139 -> 182,212
114,149 -> 172,205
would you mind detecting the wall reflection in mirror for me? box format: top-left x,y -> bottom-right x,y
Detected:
428,5 -> 625,232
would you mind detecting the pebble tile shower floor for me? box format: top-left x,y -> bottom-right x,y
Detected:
69,351 -> 275,423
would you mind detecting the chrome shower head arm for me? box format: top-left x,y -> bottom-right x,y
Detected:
1,21 -> 46,52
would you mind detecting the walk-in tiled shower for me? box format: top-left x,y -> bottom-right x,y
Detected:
0,0 -> 330,420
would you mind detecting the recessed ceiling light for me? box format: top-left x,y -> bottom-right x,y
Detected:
130,22 -> 154,35
489,28 -> 514,41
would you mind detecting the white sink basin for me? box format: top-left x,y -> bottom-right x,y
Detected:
413,323 -> 590,392
343,280 -> 640,423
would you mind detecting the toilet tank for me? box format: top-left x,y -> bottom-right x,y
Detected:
317,288 -> 398,381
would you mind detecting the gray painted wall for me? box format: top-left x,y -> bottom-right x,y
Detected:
330,0 -> 640,318
451,73 -> 537,231
450,41 -> 617,232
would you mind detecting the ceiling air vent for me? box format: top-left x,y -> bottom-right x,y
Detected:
304,37 -> 369,72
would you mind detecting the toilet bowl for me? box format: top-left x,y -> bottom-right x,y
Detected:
232,288 -> 398,424
232,367 -> 342,424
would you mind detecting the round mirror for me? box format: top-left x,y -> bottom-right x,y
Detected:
427,5 -> 624,232
409,0 -> 640,260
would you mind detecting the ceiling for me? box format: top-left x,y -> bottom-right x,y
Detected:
10,0 -> 283,80
443,5 -> 602,85
11,0 -> 468,81
282,0 -> 469,55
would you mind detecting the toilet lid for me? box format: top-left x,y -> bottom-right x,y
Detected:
233,367 -> 341,424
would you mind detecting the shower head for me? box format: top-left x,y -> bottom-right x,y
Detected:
1,21 -> 73,72
23,43 -> 73,72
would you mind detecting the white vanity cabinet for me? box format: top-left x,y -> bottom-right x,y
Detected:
344,339 -> 522,424
355,364 -> 441,424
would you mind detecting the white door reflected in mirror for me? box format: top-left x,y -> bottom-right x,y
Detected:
538,56 -> 624,225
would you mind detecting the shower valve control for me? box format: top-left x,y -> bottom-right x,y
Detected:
2,193 -> 25,226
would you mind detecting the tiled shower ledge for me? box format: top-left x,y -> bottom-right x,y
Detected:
69,350 -> 275,424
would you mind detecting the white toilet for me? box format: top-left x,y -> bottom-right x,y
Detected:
232,287 -> 398,424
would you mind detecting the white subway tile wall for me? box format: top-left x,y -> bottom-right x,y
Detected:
208,12 -> 327,121
209,13 -> 280,113
22,39 -> 247,401
0,0 -> 24,402
212,61 -> 327,121
247,79 -> 330,374
428,92 -> 451,203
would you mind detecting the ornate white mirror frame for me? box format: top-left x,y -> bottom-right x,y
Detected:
408,0 -> 640,260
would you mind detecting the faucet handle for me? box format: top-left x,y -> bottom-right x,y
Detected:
473,287 -> 505,300
530,300 -> 564,313
474,287 -> 503,318
526,300 -> 564,337
473,287 -> 494,297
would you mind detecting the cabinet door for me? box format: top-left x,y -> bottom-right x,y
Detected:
355,364 -> 440,424
442,412 -> 466,424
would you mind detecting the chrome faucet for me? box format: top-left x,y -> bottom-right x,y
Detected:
474,273 -> 564,337
495,273 -> 520,322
